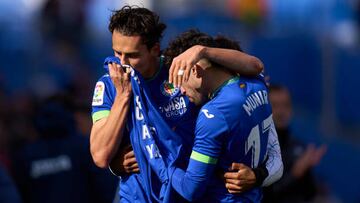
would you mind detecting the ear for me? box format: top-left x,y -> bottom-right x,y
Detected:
194,64 -> 205,78
150,43 -> 160,56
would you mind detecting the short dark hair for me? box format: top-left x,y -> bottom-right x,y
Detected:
214,35 -> 243,52
163,29 -> 216,67
108,5 -> 166,49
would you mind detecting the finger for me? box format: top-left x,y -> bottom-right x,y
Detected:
124,157 -> 137,165
224,178 -> 241,185
108,63 -> 116,76
171,59 -> 181,85
176,61 -> 186,87
124,150 -> 135,159
128,163 -> 139,170
230,162 -> 245,171
177,62 -> 189,87
225,183 -> 242,191
223,171 -> 239,179
228,190 -> 242,194
183,64 -> 192,83
173,61 -> 181,87
169,60 -> 175,83
131,163 -> 139,168
132,168 -> 140,173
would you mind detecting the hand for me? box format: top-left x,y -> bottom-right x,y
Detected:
109,145 -> 139,175
108,63 -> 132,97
123,149 -> 140,173
223,163 -> 256,194
291,144 -> 327,178
168,45 -> 205,87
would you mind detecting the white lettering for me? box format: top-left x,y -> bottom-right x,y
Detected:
145,144 -> 162,159
135,106 -> 143,120
142,124 -> 151,140
243,90 -> 269,116
243,101 -> 253,116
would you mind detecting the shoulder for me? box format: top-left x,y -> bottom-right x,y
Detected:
197,104 -> 228,130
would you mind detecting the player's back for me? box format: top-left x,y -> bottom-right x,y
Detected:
199,76 -> 272,202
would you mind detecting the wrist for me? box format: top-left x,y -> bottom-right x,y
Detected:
198,45 -> 207,59
253,167 -> 269,187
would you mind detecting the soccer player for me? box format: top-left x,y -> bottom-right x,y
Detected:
90,6 -> 281,202
164,30 -> 273,202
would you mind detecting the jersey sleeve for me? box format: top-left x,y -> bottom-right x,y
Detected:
91,75 -> 115,123
170,105 -> 229,201
262,122 -> 283,186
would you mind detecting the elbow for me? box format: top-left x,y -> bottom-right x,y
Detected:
251,57 -> 264,73
90,147 -> 111,168
182,183 -> 207,202
183,189 -> 203,202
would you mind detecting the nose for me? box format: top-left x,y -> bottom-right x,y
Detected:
119,55 -> 130,65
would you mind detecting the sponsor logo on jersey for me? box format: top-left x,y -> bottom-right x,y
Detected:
201,109 -> 215,118
158,96 -> 187,118
160,80 -> 179,97
92,81 -> 105,106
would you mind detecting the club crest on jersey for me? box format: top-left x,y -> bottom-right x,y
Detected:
160,80 -> 179,97
92,81 -> 105,106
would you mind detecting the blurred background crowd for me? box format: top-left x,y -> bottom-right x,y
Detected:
0,0 -> 359,202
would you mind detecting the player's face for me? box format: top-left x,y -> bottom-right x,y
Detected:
112,31 -> 160,78
180,68 -> 207,105
269,89 -> 292,129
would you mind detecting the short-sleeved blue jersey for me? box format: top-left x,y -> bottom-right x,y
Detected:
91,57 -> 199,202
91,57 -> 198,156
171,76 -> 272,202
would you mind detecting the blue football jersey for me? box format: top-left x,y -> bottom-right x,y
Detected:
91,57 -> 198,202
172,76 -> 272,203
91,57 -> 198,154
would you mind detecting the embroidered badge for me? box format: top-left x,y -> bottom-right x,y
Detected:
92,81 -> 105,106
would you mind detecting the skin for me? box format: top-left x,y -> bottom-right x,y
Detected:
91,31 -> 263,192
169,45 -> 264,87
90,31 -> 160,168
224,163 -> 257,193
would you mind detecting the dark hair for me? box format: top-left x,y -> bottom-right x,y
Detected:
108,5 -> 166,49
163,29 -> 216,67
214,35 -> 243,52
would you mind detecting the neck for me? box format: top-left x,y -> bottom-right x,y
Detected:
205,69 -> 234,98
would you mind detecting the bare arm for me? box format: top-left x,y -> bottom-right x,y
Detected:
90,63 -> 132,168
169,45 -> 264,86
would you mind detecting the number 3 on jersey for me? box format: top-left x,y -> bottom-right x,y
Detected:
245,114 -> 273,168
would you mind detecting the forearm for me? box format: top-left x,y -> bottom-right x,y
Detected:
202,46 -> 264,76
90,95 -> 131,168
171,159 -> 215,202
